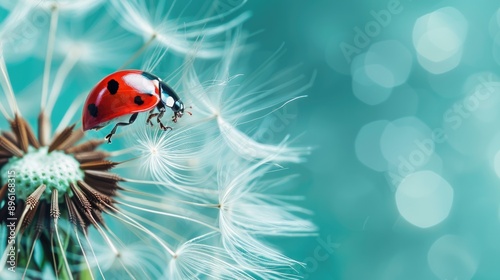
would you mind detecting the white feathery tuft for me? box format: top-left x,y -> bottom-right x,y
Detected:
0,0 -> 39,62
181,33 -> 313,163
167,232 -> 253,280
41,0 -> 105,15
216,156 -> 316,277
128,116 -> 220,186
0,0 -> 37,40
109,0 -> 251,59
218,117 -> 311,163
88,236 -> 165,279
55,16 -> 140,68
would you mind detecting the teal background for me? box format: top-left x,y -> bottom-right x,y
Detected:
4,0 -> 500,279
244,0 -> 500,279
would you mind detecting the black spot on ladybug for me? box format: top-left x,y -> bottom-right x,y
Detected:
87,103 -> 98,117
107,79 -> 119,95
134,96 -> 144,106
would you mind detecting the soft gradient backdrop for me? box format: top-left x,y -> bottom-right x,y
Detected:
5,0 -> 500,279
243,0 -> 500,279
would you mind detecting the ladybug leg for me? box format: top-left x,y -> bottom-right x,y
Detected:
105,113 -> 138,144
157,110 -> 172,132
146,110 -> 159,127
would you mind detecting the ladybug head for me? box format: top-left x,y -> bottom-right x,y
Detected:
172,100 -> 184,118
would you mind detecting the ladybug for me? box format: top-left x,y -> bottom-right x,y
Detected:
82,70 -> 186,143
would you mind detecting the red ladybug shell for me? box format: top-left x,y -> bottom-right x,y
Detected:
82,70 -> 161,131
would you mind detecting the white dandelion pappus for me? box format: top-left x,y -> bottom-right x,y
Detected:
0,0 -> 37,37
0,0 -> 40,61
43,15 -> 141,118
167,232 -> 253,280
87,238 -> 165,279
43,22 -> 140,119
40,0 -> 105,15
4,0 -> 107,64
119,128 -> 315,278
216,156 -> 316,279
54,16 -> 140,68
218,157 -> 316,236
120,152 -> 316,279
109,0 -> 251,59
128,117 -> 220,187
181,36 -> 314,163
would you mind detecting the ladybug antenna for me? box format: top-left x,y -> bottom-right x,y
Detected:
186,105 -> 192,116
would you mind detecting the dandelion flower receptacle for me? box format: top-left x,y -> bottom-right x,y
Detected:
0,0 -> 316,279
0,112 -> 122,278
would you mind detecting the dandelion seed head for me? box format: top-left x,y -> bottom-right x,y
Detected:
1,146 -> 83,200
0,1 -> 315,278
